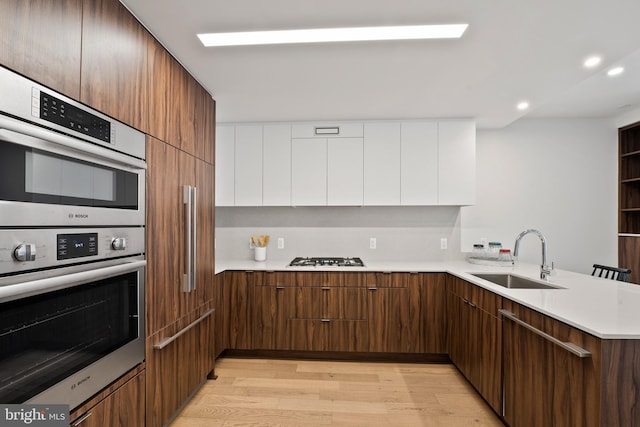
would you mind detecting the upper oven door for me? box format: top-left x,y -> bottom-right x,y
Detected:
0,114 -> 145,227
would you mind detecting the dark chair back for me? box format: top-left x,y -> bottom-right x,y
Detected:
591,264 -> 631,282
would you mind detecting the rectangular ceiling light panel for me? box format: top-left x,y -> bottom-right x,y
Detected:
198,24 -> 468,47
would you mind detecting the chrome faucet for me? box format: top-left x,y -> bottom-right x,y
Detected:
513,229 -> 552,280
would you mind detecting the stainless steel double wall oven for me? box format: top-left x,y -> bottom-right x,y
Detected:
0,66 -> 146,410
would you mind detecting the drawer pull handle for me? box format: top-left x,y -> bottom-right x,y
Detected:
499,309 -> 591,358
321,287 -> 331,290
276,285 -> 285,289
367,287 -> 377,291
321,319 -> 331,322
153,309 -> 214,350
72,412 -> 93,426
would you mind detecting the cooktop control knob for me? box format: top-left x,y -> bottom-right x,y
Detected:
111,237 -> 127,251
14,243 -> 37,262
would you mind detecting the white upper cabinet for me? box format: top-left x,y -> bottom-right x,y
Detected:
216,119 -> 475,207
438,120 -> 476,205
400,121 -> 438,205
363,122 -> 401,205
263,124 -> 292,206
291,138 -> 327,206
215,124 -> 235,206
234,125 -> 263,206
328,138 -> 363,205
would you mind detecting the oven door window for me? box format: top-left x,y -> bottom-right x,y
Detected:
0,272 -> 139,403
0,140 -> 138,209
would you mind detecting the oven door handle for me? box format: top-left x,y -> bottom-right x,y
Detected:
0,120 -> 147,170
0,260 -> 146,303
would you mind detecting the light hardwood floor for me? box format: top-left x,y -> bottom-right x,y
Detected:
171,358 -> 504,426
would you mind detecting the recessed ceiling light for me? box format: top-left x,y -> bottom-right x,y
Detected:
607,67 -> 624,77
583,56 -> 602,68
517,101 -> 530,111
197,24 -> 469,47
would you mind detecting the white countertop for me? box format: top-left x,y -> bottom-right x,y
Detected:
215,259 -> 640,339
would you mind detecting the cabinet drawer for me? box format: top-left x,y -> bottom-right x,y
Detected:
262,271 -> 326,287
70,370 -> 145,427
448,276 -> 501,316
292,122 -> 363,138
146,305 -> 215,427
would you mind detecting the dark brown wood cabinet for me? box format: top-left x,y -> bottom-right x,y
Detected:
447,275 -> 502,413
222,271 -> 258,350
80,0 -> 150,132
146,304 -> 215,427
146,135 -> 215,426
255,271 -> 369,352
147,38 -> 215,163
249,271 -> 447,354
367,272 -> 448,354
70,368 -> 145,427
619,122 -> 640,284
0,0 -> 82,99
501,300 -> 600,427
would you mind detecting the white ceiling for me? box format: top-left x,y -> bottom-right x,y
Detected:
120,0 -> 640,129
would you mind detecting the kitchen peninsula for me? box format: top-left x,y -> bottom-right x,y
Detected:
214,259 -> 640,426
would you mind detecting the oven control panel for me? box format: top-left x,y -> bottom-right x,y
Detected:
0,227 -> 144,275
57,233 -> 98,260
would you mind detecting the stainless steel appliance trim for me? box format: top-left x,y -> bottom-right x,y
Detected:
183,185 -> 192,292
192,186 -> 197,291
0,227 -> 145,276
181,185 -> 197,292
0,259 -> 146,303
0,114 -> 146,170
153,308 -> 214,350
499,309 -> 591,358
0,65 -> 145,160
0,115 -> 145,227
23,260 -> 145,410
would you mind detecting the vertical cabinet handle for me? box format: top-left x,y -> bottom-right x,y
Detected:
183,185 -> 197,293
192,186 -> 197,291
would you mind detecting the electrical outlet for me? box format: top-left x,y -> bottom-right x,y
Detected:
440,238 -> 448,250
277,237 -> 285,249
370,237 -> 377,249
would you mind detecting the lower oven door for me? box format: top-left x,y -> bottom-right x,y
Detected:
0,258 -> 145,409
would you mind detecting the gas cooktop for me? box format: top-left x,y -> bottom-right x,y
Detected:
288,257 -> 365,267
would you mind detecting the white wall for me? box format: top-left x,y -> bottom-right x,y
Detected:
461,119 -> 618,274
215,206 -> 463,262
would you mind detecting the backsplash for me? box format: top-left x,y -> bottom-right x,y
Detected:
215,206 -> 463,262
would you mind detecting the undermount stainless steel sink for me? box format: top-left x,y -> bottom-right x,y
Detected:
471,273 -> 564,290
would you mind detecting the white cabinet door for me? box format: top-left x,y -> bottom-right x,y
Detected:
328,138 -> 363,205
291,138 -> 327,206
234,125 -> 263,206
364,122 -> 400,205
263,124 -> 291,206
400,122 -> 438,205
215,124 -> 235,206
438,120 -> 476,205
